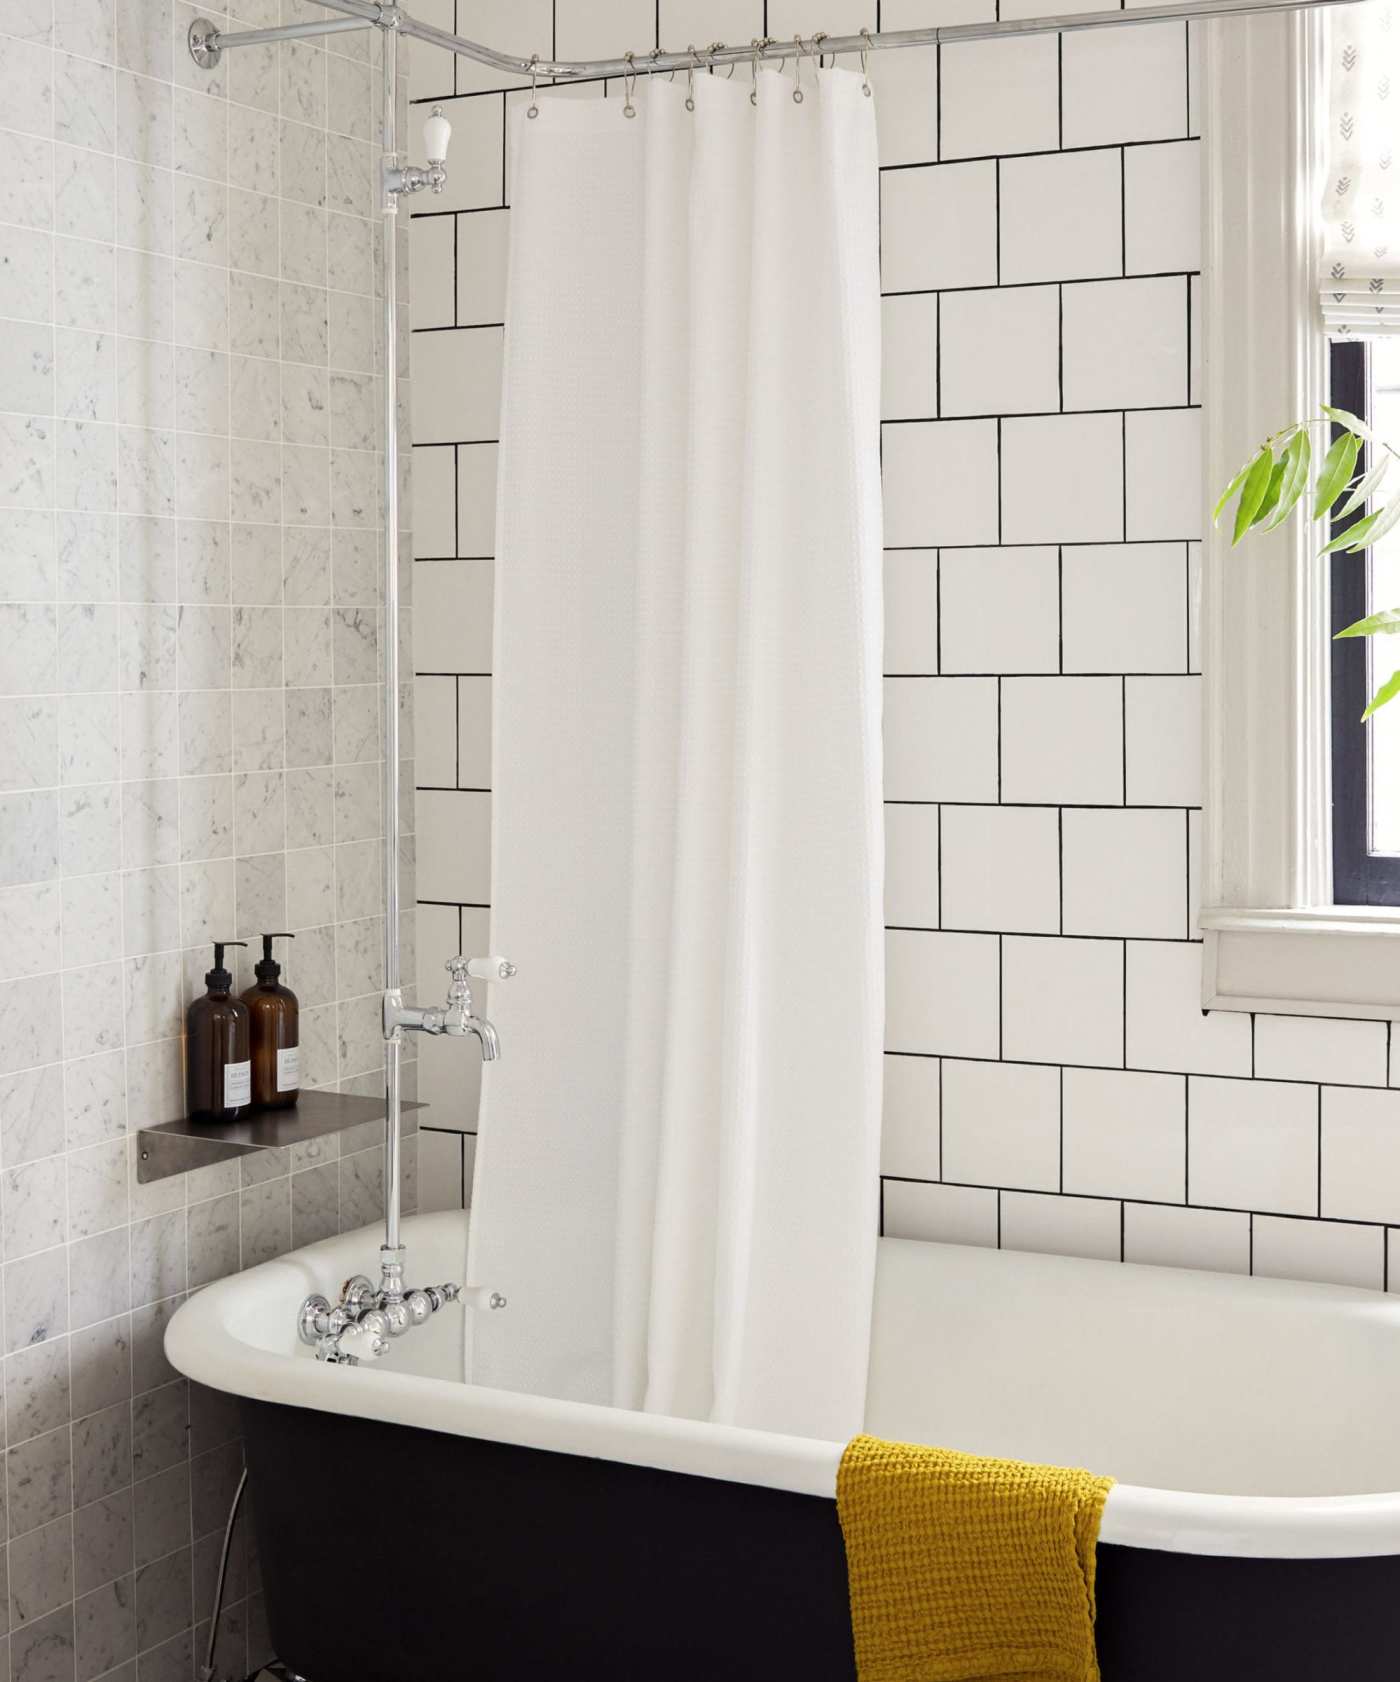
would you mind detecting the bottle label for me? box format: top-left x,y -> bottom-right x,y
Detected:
277,1045 -> 301,1093
224,1061 -> 251,1108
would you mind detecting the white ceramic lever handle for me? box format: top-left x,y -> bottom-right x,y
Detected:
464,956 -> 516,981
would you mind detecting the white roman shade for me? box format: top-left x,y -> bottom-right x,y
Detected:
1321,3 -> 1400,335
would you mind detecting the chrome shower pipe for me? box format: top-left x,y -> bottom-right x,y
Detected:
301,0 -> 1358,80
189,13 -> 374,53
380,13 -> 406,1291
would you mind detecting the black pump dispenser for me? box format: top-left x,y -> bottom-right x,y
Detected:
205,941 -> 245,992
254,932 -> 293,984
186,941 -> 252,1122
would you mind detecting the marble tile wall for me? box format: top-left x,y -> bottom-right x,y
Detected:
0,2 -> 415,1676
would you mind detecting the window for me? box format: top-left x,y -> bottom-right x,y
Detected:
1330,339 -> 1400,904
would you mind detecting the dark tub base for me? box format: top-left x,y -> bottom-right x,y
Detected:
241,1399 -> 1400,1681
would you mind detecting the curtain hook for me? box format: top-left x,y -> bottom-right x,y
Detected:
814,29 -> 829,70
623,49 -> 637,117
527,53 -> 540,118
708,41 -> 731,78
750,37 -> 762,105
685,44 -> 698,110
859,27 -> 873,97
792,35 -> 805,103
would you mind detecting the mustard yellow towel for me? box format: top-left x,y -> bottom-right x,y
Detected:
836,1435 -> 1113,1682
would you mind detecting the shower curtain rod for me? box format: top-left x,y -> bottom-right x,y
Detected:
202,0 -> 1355,71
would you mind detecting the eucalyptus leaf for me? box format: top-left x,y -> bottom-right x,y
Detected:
1321,403 -> 1375,442
1362,667 -> 1400,720
1335,607 -> 1400,639
1232,445 -> 1276,545
1312,431 -> 1361,520
1261,429 -> 1312,530
1213,460 -> 1255,526
1347,494 -> 1400,552
1336,454 -> 1390,521
1318,505 -> 1383,556
1252,459 -> 1286,529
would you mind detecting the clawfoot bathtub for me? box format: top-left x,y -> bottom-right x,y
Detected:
167,1210 -> 1400,1681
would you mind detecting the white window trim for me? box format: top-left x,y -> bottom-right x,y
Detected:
1197,11 -> 1400,1020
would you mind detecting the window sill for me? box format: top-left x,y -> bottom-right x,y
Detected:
1200,906 -> 1400,1019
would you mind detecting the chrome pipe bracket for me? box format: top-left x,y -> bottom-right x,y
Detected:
188,16 -> 221,66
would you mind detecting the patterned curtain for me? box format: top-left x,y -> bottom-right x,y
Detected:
1322,3 -> 1400,335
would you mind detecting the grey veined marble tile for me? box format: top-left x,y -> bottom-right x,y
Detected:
3,1250 -> 67,1356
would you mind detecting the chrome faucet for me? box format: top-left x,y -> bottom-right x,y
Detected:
301,953 -> 516,1364
383,955 -> 515,1052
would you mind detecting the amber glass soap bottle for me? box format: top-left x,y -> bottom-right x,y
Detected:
243,932 -> 300,1110
186,941 -> 252,1123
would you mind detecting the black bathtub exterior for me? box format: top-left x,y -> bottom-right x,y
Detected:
241,1398 -> 1400,1681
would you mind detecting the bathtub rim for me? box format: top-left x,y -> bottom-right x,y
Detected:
164,1209 -> 1400,1561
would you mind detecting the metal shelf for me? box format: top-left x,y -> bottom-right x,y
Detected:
136,1090 -> 424,1184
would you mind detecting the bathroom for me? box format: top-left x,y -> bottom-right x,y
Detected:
0,0 -> 1397,1675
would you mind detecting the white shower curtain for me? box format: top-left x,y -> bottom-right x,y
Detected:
465,67 -> 883,1442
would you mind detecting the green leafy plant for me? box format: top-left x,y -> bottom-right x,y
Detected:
1216,404 -> 1400,719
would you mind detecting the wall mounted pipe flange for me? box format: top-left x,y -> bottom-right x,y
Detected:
188,16 -> 222,67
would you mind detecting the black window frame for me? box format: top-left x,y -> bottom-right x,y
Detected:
1330,338 -> 1400,904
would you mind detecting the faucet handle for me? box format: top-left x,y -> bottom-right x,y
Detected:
455,955 -> 516,981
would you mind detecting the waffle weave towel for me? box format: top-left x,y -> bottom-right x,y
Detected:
836,1435 -> 1114,1682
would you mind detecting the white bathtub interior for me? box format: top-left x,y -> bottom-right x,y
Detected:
169,1208 -> 1400,1561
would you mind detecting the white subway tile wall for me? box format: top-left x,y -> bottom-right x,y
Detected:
0,7 -> 416,1676
409,1 -> 1400,1300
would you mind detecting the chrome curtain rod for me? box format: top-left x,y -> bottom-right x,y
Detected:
196,0 -> 1357,70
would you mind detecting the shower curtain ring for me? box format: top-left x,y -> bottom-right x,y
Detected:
685,45 -> 698,111
623,49 -> 637,117
814,30 -> 829,69
859,28 -> 873,96
527,52 -> 540,118
750,37 -> 763,105
792,35 -> 805,102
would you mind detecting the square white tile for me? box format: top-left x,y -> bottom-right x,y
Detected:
940,804 -> 1060,934
1001,412 -> 1125,546
1062,807 -> 1187,939
1060,22 -> 1188,148
1062,1065 -> 1186,1202
1125,939 -> 1251,1076
939,285 -> 1060,418
883,419 -> 1000,549
886,928 -> 1000,1057
1061,543 -> 1187,675
939,36 -> 1059,161
942,1058 -> 1060,1191
939,546 -> 1059,674
1000,675 -> 1123,805
884,676 -> 999,803
999,149 -> 1123,285
1062,277 -> 1188,412
1188,1074 -> 1319,1217
881,162 -> 998,293
1001,933 -> 1125,1067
